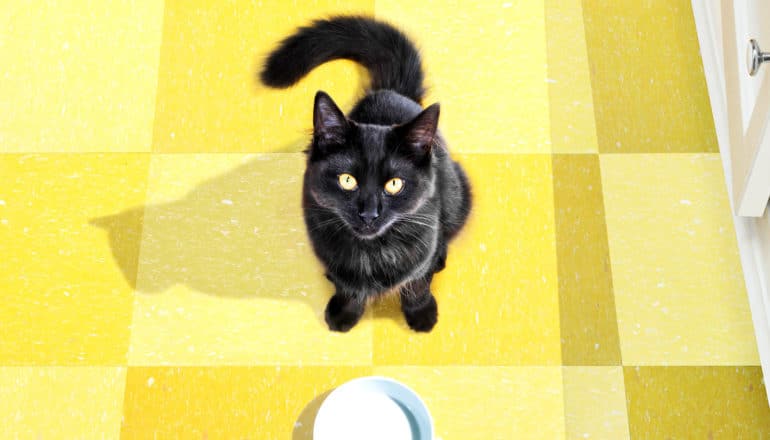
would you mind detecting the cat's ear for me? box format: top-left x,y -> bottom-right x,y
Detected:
313,91 -> 348,148
397,103 -> 440,158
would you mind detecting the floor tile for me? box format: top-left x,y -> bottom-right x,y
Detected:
1,1 -> 163,152
376,1 -> 550,153
545,0 -> 598,153
121,366 -> 370,439
553,155 -> 621,365
153,0 -> 374,153
127,154 -> 372,365
624,366 -> 770,437
601,154 -> 759,365
0,367 -> 126,439
0,154 -> 149,364
374,154 -> 561,365
563,366 -> 630,439
583,0 -> 718,153
375,366 -> 565,440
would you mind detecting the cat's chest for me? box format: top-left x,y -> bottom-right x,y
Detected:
350,244 -> 417,274
334,231 -> 436,286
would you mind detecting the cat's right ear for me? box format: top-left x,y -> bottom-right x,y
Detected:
313,91 -> 348,150
394,103 -> 440,162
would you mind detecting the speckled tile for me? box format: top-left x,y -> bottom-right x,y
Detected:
152,0 -> 374,153
624,367 -> 770,437
562,367 -> 630,440
0,154 -> 149,365
376,1 -> 550,153
128,154 -> 372,365
553,154 -> 620,366
545,0 -> 598,153
0,367 -> 126,439
373,154 -> 561,365
601,154 -> 759,365
583,0 -> 718,153
121,366 -> 370,439
375,366 -> 565,440
0,1 -> 163,152
3,1 -> 769,437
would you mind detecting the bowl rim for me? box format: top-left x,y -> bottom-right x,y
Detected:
312,375 -> 434,439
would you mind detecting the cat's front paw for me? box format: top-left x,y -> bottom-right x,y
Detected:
325,294 -> 364,332
403,294 -> 438,332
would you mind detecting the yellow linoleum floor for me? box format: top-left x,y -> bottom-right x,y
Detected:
2,0 -> 769,438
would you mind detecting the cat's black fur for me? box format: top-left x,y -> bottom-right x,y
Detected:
261,16 -> 471,332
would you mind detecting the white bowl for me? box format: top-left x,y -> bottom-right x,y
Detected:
313,376 -> 434,440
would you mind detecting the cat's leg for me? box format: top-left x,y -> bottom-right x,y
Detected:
400,274 -> 438,332
325,289 -> 365,332
432,240 -> 448,273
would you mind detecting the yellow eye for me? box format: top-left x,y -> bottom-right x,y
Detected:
338,173 -> 358,191
384,177 -> 404,195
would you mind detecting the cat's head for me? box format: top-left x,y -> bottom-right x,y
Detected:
304,91 -> 439,239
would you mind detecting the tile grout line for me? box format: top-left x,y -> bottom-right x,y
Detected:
149,0 -> 170,155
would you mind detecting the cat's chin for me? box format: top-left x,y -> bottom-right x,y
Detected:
351,222 -> 392,240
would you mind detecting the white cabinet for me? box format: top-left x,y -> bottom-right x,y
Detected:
692,0 -> 770,404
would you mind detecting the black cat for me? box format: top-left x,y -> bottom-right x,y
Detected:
261,16 -> 472,332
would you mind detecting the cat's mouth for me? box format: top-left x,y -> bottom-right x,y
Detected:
350,219 -> 395,240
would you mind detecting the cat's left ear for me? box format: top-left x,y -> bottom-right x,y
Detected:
397,103 -> 440,159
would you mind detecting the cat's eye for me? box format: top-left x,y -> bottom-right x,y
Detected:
338,173 -> 358,191
384,177 -> 404,195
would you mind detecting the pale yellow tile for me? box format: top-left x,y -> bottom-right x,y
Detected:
153,0 -> 374,152
128,154 -> 372,365
1,1 -> 164,152
375,367 -> 565,440
545,0 -> 598,153
0,367 -> 126,439
374,154 -> 561,365
563,367 -> 630,440
376,1 -> 550,153
122,366 -> 370,439
0,154 -> 149,365
601,154 -> 759,365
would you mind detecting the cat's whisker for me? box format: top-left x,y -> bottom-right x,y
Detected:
307,217 -> 344,232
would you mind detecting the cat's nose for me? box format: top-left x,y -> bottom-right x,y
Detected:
358,208 -> 379,225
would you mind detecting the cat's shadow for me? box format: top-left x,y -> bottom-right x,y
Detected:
91,140 -> 327,308
291,390 -> 332,439
90,138 -> 407,327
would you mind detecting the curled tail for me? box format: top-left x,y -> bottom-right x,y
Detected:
260,16 -> 425,103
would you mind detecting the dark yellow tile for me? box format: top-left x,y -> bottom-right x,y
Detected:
583,0 -> 718,153
121,366 -> 371,439
152,0 -> 374,153
624,366 -> 770,438
0,367 -> 126,439
374,154 -> 561,365
1,1 -> 163,152
0,154 -> 149,365
545,0 -> 598,153
553,155 -> 620,365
